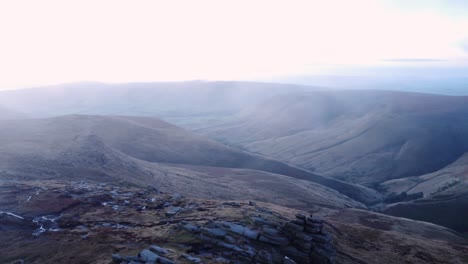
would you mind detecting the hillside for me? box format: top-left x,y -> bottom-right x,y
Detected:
200,90 -> 468,186
378,153 -> 468,232
0,115 -> 379,207
0,81 -> 319,129
0,105 -> 26,120
1,180 -> 466,264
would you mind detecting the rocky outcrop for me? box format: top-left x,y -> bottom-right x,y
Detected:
112,245 -> 176,264
179,213 -> 336,264
111,213 -> 335,264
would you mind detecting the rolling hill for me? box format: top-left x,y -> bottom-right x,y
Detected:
0,114 -> 379,207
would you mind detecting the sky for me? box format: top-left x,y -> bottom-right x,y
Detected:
0,0 -> 467,90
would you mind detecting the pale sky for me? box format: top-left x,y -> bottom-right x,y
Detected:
0,0 -> 467,90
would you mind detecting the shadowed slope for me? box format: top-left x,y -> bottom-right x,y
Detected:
201,90 -> 468,185
379,153 -> 468,233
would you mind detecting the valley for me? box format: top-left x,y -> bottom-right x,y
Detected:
1,82 -> 468,263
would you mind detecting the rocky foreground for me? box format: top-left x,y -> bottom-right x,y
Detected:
0,180 -> 467,264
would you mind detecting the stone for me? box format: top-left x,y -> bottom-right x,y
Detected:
292,219 -> 305,226
263,226 -> 282,236
222,201 -> 241,207
124,256 -> 140,262
292,239 -> 312,252
214,257 -> 230,263
316,242 -> 336,254
294,232 -> 313,242
164,206 -> 182,217
147,186 -> 160,193
112,253 -> 123,263
306,216 -> 322,224
283,222 -> 304,233
138,249 -> 159,262
181,254 -> 201,263
311,233 -> 332,243
171,193 -> 183,201
182,223 -> 199,232
200,234 -> 222,245
256,207 -> 274,214
304,226 -> 321,234
242,227 -> 260,240
217,240 -> 245,253
295,214 -> 306,220
149,245 -> 168,255
283,256 -> 298,264
200,227 -> 227,238
221,222 -> 245,235
157,256 -> 175,264
239,246 -> 257,259
251,216 -> 274,226
224,235 -> 236,243
255,250 -> 274,264
282,246 -> 309,264
258,234 -> 290,245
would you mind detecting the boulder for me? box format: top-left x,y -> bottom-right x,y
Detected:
149,245 -> 168,255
